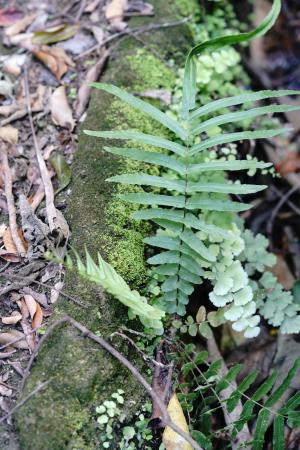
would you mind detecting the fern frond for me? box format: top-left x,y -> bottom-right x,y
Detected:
84,0 -> 300,325
65,249 -> 165,332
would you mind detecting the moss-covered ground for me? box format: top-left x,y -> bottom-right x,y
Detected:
14,1 -> 199,449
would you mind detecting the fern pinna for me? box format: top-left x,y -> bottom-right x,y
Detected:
85,0 -> 300,335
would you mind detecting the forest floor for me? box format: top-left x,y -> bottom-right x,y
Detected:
1,0 -> 300,449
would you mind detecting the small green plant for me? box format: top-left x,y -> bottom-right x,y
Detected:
96,390 -> 126,448
81,0 -> 300,337
176,345 -> 300,450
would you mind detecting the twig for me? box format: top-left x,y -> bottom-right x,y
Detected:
110,330 -> 165,368
0,271 -> 85,307
75,0 -> 87,20
75,16 -> 191,59
0,145 -> 26,256
75,50 -> 109,119
0,380 -> 51,423
267,184 -> 300,235
20,316 -> 203,450
207,335 -> 252,450
23,68 -> 59,233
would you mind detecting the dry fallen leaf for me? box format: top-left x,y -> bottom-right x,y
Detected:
0,330 -> 28,349
32,23 -> 79,45
276,151 -> 300,176
268,255 -> 295,290
5,13 -> 36,37
24,294 -> 37,319
2,312 -> 22,325
0,385 -> 12,397
3,227 -> 27,254
106,0 -> 127,29
50,86 -> 75,130
33,45 -> 75,80
0,125 -> 18,144
0,103 -> 19,117
0,223 -> 7,238
0,8 -> 23,26
163,393 -> 193,450
85,0 -> 102,12
2,53 -> 27,76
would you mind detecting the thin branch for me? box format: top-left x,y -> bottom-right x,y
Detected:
76,16 -> 191,59
0,145 -> 26,256
23,67 -> 58,233
0,380 -> 51,423
20,316 -> 203,450
0,271 -> 85,307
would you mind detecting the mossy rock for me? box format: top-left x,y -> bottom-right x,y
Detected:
14,1 -> 198,449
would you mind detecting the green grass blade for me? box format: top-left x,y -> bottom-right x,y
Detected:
188,160 -> 272,174
104,147 -> 186,175
90,82 -> 188,140
181,0 -> 281,117
187,181 -> 267,195
84,130 -> 186,156
186,197 -> 252,212
190,128 -> 290,155
190,90 -> 300,119
108,173 -> 185,192
192,105 -> 300,135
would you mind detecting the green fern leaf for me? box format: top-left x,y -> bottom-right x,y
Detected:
88,82 -> 188,141
67,249 -> 165,332
190,90 -> 300,119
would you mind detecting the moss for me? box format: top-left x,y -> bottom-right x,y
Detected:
125,49 -> 176,91
15,1 -> 196,448
175,0 -> 202,17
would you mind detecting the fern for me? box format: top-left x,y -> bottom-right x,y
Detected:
64,249 -> 165,333
84,0 -> 300,336
180,349 -> 300,450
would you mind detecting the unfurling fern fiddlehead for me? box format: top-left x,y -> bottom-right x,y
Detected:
84,0 -> 300,336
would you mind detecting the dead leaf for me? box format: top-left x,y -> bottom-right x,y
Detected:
0,79 -> 13,97
268,255 -> 295,290
2,312 -> 22,325
0,223 -> 7,238
24,294 -> 37,319
106,0 -> 127,29
32,23 -> 79,45
32,303 -> 43,329
0,125 -> 18,144
85,0 -> 102,12
0,385 -> 12,397
0,330 -> 28,349
0,104 -> 19,117
2,54 -> 27,76
91,26 -> 104,44
33,45 -> 75,80
50,86 -> 75,130
5,13 -> 36,37
0,8 -> 23,26
196,306 -> 206,323
3,227 -> 17,254
24,294 -> 43,329
276,151 -> 300,176
50,280 -> 64,304
163,393 -> 193,450
3,227 -> 27,255
125,2 -> 154,16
